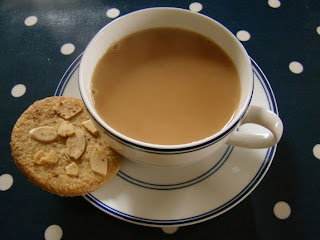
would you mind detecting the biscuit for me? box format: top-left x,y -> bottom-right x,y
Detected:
10,96 -> 121,196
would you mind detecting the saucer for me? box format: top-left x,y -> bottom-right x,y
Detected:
55,55 -> 278,227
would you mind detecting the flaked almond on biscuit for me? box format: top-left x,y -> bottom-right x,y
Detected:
84,144 -> 95,160
53,100 -> 82,119
54,118 -> 65,130
41,149 -> 59,164
62,148 -> 71,161
65,162 -> 79,176
29,126 -> 58,142
81,119 -> 98,135
90,147 -> 108,176
58,121 -> 74,137
34,149 -> 59,165
34,150 -> 47,164
67,130 -> 86,159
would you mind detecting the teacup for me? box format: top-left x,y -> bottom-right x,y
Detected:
79,7 -> 283,166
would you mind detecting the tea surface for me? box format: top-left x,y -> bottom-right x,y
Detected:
92,27 -> 240,145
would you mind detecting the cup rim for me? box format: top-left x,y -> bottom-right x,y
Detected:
79,7 -> 253,150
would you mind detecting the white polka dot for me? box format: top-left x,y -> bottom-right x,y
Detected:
268,0 -> 281,8
0,174 -> 13,191
60,43 -> 75,55
161,227 -> 179,234
11,84 -> 26,97
313,144 -> 320,159
106,8 -> 120,18
273,201 -> 291,219
289,61 -> 303,74
24,16 -> 38,26
189,2 -> 203,12
44,225 -> 63,240
316,26 -> 320,35
236,30 -> 251,41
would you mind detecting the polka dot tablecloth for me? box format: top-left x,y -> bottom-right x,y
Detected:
1,1 -> 319,239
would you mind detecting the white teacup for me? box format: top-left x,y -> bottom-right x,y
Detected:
79,7 -> 283,166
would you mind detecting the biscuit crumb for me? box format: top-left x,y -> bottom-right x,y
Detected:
29,126 -> 58,142
53,100 -> 82,119
66,130 -> 86,159
90,147 -> 108,176
65,162 -> 79,176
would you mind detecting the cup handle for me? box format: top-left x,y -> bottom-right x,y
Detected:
226,105 -> 283,148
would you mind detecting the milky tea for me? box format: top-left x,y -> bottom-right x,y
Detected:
91,27 -> 241,145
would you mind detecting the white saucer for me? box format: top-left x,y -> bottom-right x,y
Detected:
55,55 -> 278,227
